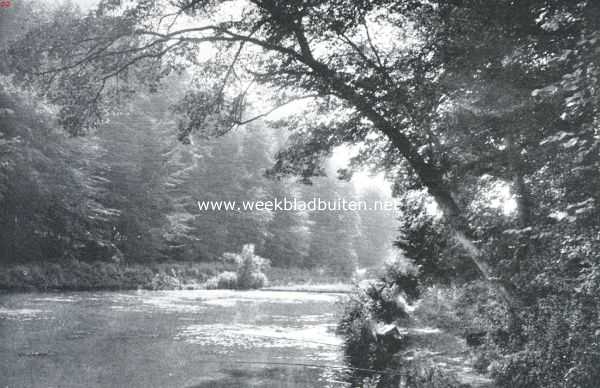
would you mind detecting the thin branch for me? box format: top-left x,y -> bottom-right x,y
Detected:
156,10 -> 180,31
232,94 -> 321,126
216,28 -> 257,99
134,25 -> 305,62
92,77 -> 108,105
363,20 -> 385,69
32,34 -> 127,76
98,41 -> 184,81
337,32 -> 376,67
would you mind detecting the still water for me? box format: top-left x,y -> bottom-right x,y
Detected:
0,290 -> 350,387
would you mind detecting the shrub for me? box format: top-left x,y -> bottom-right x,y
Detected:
208,271 -> 238,289
336,255 -> 473,386
402,364 -> 462,388
227,244 -> 270,289
490,295 -> 600,388
412,286 -> 462,332
244,271 -> 268,289
206,244 -> 270,290
150,270 -> 181,290
337,280 -> 414,385
337,290 -> 379,372
0,260 -> 220,291
338,288 -> 460,387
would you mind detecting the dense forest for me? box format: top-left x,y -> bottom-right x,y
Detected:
0,78 -> 398,286
2,0 -> 600,387
0,1 -> 398,283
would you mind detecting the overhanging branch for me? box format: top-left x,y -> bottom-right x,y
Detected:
232,93 -> 321,127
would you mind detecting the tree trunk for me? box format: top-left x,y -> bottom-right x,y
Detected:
291,29 -> 518,307
336,85 -> 519,305
379,123 -> 518,306
337,84 -> 516,306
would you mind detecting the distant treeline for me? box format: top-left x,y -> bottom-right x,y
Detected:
0,80 -> 396,274
0,257 -> 347,292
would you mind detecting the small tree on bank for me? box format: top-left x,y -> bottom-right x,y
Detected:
207,244 -> 270,290
225,244 -> 270,289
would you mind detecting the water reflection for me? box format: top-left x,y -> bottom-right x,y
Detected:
187,365 -> 348,388
0,289 -> 353,388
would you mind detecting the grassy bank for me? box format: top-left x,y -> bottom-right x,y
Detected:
266,266 -> 349,287
0,260 -> 349,292
0,260 -> 233,292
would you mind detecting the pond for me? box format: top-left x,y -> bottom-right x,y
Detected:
0,289 -> 351,387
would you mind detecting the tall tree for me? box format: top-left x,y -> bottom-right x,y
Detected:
4,0 -> 515,297
8,0 -> 600,307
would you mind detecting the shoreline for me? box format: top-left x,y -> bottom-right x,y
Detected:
0,260 -> 350,294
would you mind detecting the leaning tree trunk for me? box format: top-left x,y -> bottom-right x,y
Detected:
342,84 -> 519,306
378,117 -> 518,307
345,93 -> 515,306
292,27 -> 518,308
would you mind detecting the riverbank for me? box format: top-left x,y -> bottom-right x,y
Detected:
0,260 -> 349,292
385,326 -> 496,388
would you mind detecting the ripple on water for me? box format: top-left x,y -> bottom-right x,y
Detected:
105,289 -> 344,312
0,307 -> 50,320
175,322 -> 342,352
181,290 -> 345,306
31,296 -> 78,303
110,300 -> 206,314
